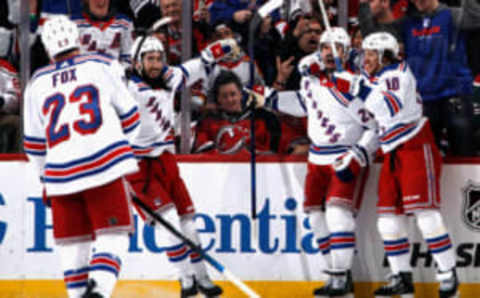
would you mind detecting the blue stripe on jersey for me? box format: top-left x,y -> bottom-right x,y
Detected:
295,91 -> 307,112
45,141 -> 129,169
119,107 -> 138,120
309,144 -> 350,155
43,152 -> 134,183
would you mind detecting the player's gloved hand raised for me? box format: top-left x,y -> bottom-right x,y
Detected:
201,38 -> 242,66
331,70 -> 356,93
350,77 -> 372,101
242,85 -> 277,110
332,145 -> 368,182
298,52 -> 324,77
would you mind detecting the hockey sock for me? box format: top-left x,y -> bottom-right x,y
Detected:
156,208 -> 191,281
58,240 -> 92,298
326,205 -> 356,270
377,214 -> 412,274
89,233 -> 129,297
415,210 -> 455,271
309,210 -> 332,269
180,216 -> 210,279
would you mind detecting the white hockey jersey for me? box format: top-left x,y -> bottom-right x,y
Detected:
128,58 -> 208,158
272,71 -> 378,165
24,54 -> 140,196
0,60 -> 20,114
361,62 -> 425,153
71,14 -> 134,65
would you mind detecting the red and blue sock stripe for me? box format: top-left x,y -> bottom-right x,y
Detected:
189,250 -> 203,263
426,234 -> 452,254
64,267 -> 89,289
166,243 -> 189,263
317,235 -> 331,255
89,252 -> 122,277
384,238 -> 410,256
330,232 -> 355,250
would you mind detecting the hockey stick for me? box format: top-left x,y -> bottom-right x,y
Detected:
131,195 -> 261,298
247,0 -> 284,241
317,0 -> 343,71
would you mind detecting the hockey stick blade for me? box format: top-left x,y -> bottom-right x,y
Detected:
151,16 -> 173,32
131,195 -> 261,298
258,0 -> 284,18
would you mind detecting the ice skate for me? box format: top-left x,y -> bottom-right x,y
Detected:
313,276 -> 333,297
329,270 -> 354,297
374,272 -> 414,298
196,275 -> 223,297
82,279 -> 104,298
438,268 -> 459,298
180,275 -> 198,298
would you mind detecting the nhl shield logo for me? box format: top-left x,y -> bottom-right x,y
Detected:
462,180 -> 480,232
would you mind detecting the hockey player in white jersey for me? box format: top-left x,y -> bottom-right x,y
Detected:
250,27 -> 379,297
359,32 -> 459,298
23,16 -> 140,298
125,36 -> 240,297
71,0 -> 134,65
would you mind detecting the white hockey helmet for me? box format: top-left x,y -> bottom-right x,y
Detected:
41,16 -> 80,58
131,36 -> 166,66
319,27 -> 351,52
362,32 -> 399,63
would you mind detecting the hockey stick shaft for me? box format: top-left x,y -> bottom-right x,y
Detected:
248,14 -> 260,221
131,195 -> 260,298
317,0 -> 342,71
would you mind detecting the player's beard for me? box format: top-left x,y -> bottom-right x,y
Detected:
142,70 -> 170,91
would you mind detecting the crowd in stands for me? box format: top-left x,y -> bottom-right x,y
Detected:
2,0 -> 480,156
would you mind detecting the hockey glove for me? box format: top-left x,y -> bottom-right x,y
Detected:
201,38 -> 241,66
42,188 -> 51,208
243,85 -> 277,110
298,52 -> 324,77
350,77 -> 372,101
333,145 -> 368,182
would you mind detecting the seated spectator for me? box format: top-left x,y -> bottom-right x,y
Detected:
71,0 -> 134,65
193,71 -> 308,154
0,57 -> 20,153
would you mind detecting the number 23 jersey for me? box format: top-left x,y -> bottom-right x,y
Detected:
23,54 -> 140,196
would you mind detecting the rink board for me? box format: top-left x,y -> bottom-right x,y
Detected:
0,155 -> 479,297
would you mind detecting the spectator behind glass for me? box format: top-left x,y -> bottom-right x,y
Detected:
358,0 -> 480,156
199,20 -> 264,96
155,0 -> 211,65
70,0 -> 135,66
194,71 -> 307,155
275,17 -> 322,91
0,42 -> 21,153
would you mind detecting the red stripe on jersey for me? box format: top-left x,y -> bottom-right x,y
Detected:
44,146 -> 132,177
